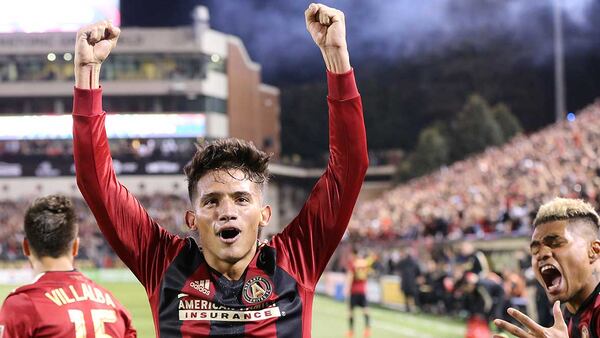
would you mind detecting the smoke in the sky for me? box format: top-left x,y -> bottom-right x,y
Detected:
202,0 -> 595,83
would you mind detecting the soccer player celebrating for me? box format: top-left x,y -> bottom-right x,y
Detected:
493,198 -> 600,338
72,3 -> 367,337
0,195 -> 136,337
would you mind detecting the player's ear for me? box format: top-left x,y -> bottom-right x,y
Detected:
589,239 -> 600,263
185,210 -> 197,231
259,205 -> 272,228
72,237 -> 80,257
22,238 -> 31,257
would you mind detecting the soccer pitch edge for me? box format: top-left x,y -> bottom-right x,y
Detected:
0,279 -> 470,337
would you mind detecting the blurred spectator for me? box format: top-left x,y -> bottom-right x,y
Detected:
0,194 -> 191,267
0,138 -> 197,161
398,249 -> 420,312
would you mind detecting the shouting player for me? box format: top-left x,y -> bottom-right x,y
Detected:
493,198 -> 600,337
72,3 -> 367,337
0,195 -> 136,337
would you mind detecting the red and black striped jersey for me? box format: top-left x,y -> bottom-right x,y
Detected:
72,69 -> 368,337
349,257 -> 374,295
0,271 -> 136,337
568,283 -> 600,338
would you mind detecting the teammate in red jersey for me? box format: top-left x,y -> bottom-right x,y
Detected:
346,250 -> 375,338
72,3 -> 367,337
493,198 -> 600,338
0,195 -> 136,338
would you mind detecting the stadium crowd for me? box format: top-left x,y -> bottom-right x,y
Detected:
0,194 -> 192,267
348,102 -> 600,243
0,138 -> 197,159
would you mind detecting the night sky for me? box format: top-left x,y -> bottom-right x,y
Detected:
121,0 -> 598,85
120,0 -> 600,159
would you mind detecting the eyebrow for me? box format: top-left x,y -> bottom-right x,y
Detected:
200,191 -> 253,202
530,234 -> 563,250
200,192 -> 222,200
232,191 -> 252,198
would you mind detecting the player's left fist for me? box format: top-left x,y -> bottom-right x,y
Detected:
304,3 -> 346,51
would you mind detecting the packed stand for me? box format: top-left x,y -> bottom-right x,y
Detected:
0,194 -> 193,267
349,102 -> 600,242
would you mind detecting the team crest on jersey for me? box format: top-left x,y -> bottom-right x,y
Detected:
582,325 -> 589,338
190,279 -> 211,296
243,276 -> 272,304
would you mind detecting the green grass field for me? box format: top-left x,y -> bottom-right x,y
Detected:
0,282 -> 468,337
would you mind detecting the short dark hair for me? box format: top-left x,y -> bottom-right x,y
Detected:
24,194 -> 77,258
183,138 -> 271,202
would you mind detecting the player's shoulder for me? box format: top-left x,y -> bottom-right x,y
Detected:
0,291 -> 36,336
6,278 -> 46,298
592,293 -> 600,335
2,275 -> 62,311
1,287 -> 35,313
593,288 -> 600,309
587,290 -> 600,328
7,271 -> 94,298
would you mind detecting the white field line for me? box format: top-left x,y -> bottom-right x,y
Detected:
317,306 -> 465,338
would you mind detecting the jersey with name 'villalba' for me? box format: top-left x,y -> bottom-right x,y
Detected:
0,270 -> 136,337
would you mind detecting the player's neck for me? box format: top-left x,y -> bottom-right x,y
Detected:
205,245 -> 258,281
32,256 -> 75,274
567,264 -> 600,313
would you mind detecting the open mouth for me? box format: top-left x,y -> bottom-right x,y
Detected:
217,227 -> 241,242
540,264 -> 563,294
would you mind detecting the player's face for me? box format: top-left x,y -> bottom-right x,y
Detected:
192,169 -> 270,266
531,220 -> 592,305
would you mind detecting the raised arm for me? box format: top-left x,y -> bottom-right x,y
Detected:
72,21 -> 185,293
273,4 -> 368,288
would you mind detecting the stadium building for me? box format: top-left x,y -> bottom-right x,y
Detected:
0,6 -> 280,158
0,7 -> 295,224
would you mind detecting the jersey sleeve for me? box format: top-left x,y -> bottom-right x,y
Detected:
0,293 -> 38,338
72,87 -> 186,295
272,69 -> 368,288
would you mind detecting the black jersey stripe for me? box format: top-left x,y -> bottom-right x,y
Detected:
274,267 -> 303,338
208,244 -> 277,336
158,238 -> 205,337
208,273 -> 247,336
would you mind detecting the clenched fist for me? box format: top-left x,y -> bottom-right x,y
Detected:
305,3 -> 350,73
74,21 -> 120,89
305,3 -> 346,50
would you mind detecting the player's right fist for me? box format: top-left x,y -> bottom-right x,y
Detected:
75,20 -> 120,68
